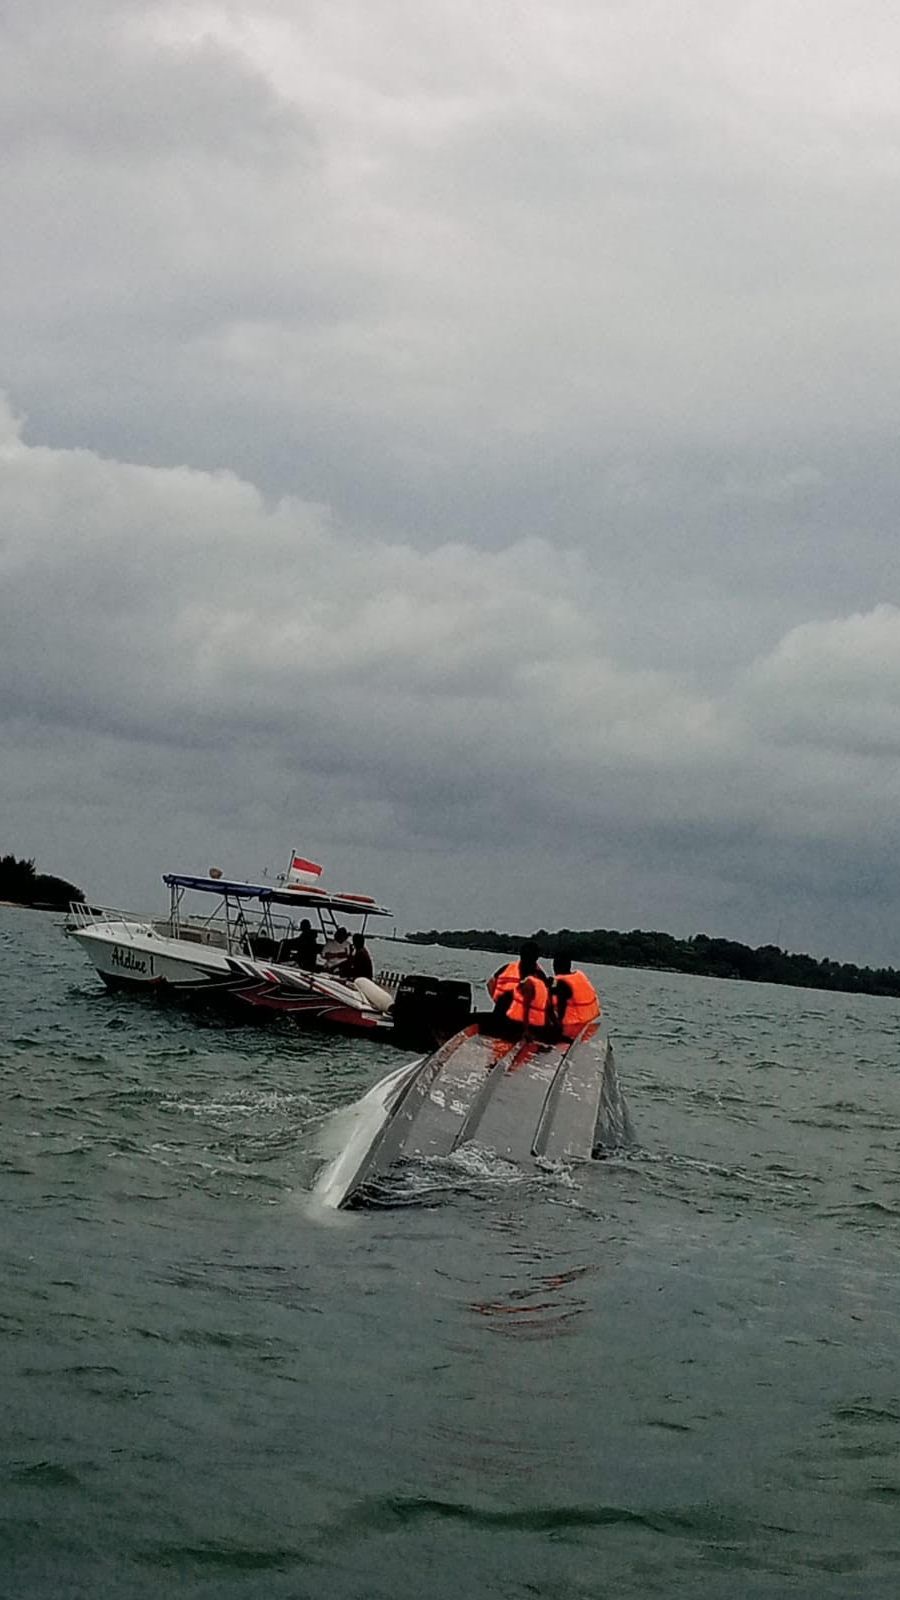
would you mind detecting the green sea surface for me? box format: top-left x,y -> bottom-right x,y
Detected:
2,904 -> 898,1598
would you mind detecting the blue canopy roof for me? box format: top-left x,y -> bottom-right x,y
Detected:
164,874 -> 262,899
162,874 -> 391,917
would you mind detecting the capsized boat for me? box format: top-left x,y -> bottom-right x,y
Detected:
68,869 -> 472,1046
315,1018 -> 633,1208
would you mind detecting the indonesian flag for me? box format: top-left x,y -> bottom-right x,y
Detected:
288,853 -> 323,886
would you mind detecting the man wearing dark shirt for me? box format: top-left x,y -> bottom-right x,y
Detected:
343,931 -> 373,981
291,918 -> 320,971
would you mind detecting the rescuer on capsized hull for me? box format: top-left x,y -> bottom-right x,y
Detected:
487,941 -> 550,1035
550,953 -> 601,1039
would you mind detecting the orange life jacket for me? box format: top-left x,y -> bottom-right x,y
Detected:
554,969 -> 601,1038
507,973 -> 549,1029
487,960 -> 521,1002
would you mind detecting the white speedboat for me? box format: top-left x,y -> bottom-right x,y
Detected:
68,868 -> 473,1046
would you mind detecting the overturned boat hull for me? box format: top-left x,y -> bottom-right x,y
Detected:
316,1020 -> 632,1208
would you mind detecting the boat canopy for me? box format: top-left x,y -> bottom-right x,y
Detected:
162,873 -> 392,917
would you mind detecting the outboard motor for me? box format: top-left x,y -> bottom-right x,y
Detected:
391,974 -> 473,1047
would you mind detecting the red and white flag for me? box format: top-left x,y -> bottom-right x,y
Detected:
288,853 -> 323,886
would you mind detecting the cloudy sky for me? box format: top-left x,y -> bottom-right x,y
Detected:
3,0 -> 900,962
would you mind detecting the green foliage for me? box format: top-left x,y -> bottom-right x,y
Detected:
0,853 -> 85,909
407,925 -> 900,998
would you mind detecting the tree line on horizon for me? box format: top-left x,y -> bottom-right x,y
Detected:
407,925 -> 900,998
0,853 -> 85,911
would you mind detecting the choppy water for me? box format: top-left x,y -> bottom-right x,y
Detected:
2,905 -> 898,1598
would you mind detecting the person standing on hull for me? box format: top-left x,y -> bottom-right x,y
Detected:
488,941 -> 550,1037
549,954 -> 601,1040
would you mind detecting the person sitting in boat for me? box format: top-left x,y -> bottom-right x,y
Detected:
292,918 -> 320,972
488,941 -> 550,1034
550,954 -> 601,1040
340,931 -> 374,982
322,926 -> 350,972
487,941 -> 548,1009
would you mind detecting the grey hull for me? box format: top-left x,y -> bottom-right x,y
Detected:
320,1021 -> 632,1209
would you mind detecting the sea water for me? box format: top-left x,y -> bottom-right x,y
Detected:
2,905 -> 898,1597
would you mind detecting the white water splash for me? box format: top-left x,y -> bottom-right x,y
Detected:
444,1142 -> 524,1183
310,1057 -> 422,1210
160,1090 -> 314,1119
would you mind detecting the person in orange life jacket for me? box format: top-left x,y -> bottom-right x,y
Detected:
488,941 -> 550,1030
550,954 -> 601,1039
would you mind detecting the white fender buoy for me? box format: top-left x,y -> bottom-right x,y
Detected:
354,976 -> 394,1014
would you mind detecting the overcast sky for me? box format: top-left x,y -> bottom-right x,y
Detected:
3,0 -> 900,962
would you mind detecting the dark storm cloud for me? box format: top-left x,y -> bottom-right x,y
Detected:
3,1 -> 900,960
4,400 -> 900,958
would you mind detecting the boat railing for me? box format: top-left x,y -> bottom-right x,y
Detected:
67,901 -> 154,938
68,902 -> 228,950
67,901 -> 399,972
164,909 -> 303,953
152,916 -> 231,950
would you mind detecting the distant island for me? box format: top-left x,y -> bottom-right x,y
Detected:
408,926 -> 900,999
0,853 -> 85,912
